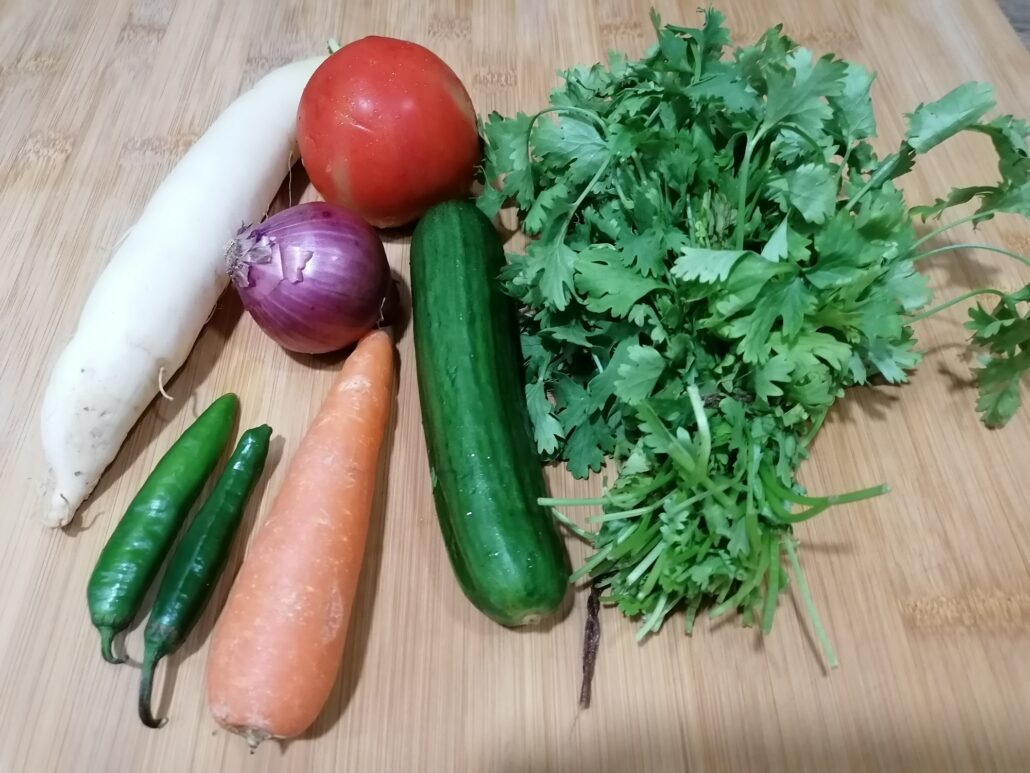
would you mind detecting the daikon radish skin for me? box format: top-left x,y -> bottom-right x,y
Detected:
40,56 -> 324,528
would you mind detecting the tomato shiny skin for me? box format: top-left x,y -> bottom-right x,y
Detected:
297,37 -> 480,228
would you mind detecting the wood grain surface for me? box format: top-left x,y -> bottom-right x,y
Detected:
2,1 -> 1029,771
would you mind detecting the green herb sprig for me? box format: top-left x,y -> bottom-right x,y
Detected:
478,9 -> 1029,665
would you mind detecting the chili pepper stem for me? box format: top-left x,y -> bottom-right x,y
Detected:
99,627 -> 124,665
138,645 -> 167,729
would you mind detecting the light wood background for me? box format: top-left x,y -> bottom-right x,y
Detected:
1,1 -> 1029,771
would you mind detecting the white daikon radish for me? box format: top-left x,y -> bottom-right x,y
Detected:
40,56 -> 325,528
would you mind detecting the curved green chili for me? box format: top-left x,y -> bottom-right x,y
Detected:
86,393 -> 238,663
138,424 -> 271,728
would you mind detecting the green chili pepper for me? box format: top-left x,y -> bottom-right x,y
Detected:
87,393 -> 239,664
138,424 -> 271,728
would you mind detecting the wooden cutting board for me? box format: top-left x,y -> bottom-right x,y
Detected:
1,0 -> 1028,771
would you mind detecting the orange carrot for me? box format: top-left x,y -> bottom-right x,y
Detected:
205,329 -> 394,748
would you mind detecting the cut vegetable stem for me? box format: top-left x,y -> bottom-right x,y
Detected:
912,243 -> 1030,269
905,288 -> 1008,324
734,132 -> 760,249
785,538 -> 838,669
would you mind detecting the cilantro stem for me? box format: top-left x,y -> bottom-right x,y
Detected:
784,538 -> 838,669
910,210 -> 1003,251
557,157 -> 613,244
588,502 -> 662,523
761,469 -> 888,523
904,288 -> 1008,324
636,593 -> 671,641
734,132 -> 760,250
632,155 -> 648,183
761,469 -> 889,508
843,174 -> 879,212
587,487 -> 709,524
744,445 -> 762,552
527,106 -> 609,139
687,386 -> 711,473
836,142 -> 854,186
611,521 -> 659,561
765,492 -> 826,523
761,537 -> 781,634
743,149 -> 778,225
742,605 -> 755,628
684,596 -> 702,635
538,496 -> 608,506
638,554 -> 665,600
710,535 -> 771,618
695,473 -> 740,512
550,508 -> 595,542
627,539 -> 665,585
845,147 -> 913,210
801,409 -> 828,447
637,403 -> 739,511
570,545 -> 613,583
912,243 -> 1030,269
613,169 -> 635,211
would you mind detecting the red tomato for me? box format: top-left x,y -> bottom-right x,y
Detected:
297,37 -> 481,228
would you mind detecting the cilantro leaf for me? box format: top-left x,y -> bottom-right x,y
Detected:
883,261 -> 932,313
965,288 -> 1030,426
548,374 -> 588,425
770,162 -> 837,224
565,414 -> 612,478
686,66 -> 761,114
524,183 -> 572,235
480,111 -> 536,208
477,8 -> 1029,658
533,115 -> 609,184
761,217 -> 790,262
618,228 -> 668,278
910,186 -> 995,222
829,62 -> 876,141
575,247 -> 666,316
536,240 -> 578,310
615,345 -> 666,404
671,248 -> 751,283
525,379 -> 564,454
974,353 -> 1027,427
762,49 -> 846,135
588,337 -> 638,408
778,278 -> 816,339
969,115 -> 1030,185
729,277 -> 814,363
979,179 -> 1030,219
755,353 -> 795,400
864,337 -> 921,383
905,82 -> 995,153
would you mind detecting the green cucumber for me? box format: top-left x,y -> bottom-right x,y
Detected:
411,200 -> 569,626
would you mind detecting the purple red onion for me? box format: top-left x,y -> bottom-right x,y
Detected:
227,202 -> 390,354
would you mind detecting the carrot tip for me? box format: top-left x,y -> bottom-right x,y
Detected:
244,729 -> 269,751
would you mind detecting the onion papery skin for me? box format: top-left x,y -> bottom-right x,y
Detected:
228,202 -> 390,354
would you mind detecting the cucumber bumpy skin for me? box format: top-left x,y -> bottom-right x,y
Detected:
411,200 -> 569,626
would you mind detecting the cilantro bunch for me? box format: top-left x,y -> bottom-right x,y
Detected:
477,9 -> 1030,664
